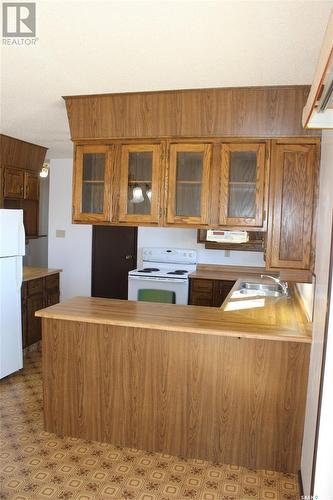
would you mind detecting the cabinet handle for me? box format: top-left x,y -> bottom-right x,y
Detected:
125,255 -> 133,260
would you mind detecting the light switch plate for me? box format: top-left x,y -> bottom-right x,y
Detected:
56,229 -> 66,238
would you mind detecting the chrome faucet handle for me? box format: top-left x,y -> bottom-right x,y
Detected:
261,274 -> 289,296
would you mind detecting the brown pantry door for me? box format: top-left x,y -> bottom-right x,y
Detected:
118,144 -> 162,224
219,143 -> 266,227
91,226 -> 137,300
73,145 -> 113,223
267,142 -> 317,270
166,143 -> 211,225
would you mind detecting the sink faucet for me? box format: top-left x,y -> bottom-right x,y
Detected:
260,274 -> 289,296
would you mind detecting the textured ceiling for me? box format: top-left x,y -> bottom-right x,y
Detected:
1,0 -> 332,157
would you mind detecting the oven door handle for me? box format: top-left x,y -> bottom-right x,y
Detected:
128,276 -> 188,283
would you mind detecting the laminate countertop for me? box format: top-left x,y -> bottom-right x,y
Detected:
189,265 -> 277,281
36,280 -> 312,344
23,267 -> 62,282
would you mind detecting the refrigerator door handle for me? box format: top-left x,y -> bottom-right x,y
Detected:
18,220 -> 25,256
16,257 -> 23,290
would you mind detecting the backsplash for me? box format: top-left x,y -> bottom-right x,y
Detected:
137,227 -> 265,267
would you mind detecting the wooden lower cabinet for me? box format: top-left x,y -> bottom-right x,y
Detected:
21,274 -> 60,347
189,278 -> 235,307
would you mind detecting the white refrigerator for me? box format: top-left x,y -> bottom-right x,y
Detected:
0,209 -> 25,379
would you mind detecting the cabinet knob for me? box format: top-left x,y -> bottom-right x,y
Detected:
125,255 -> 133,260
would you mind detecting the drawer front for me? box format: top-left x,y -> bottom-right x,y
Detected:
44,273 -> 59,291
27,278 -> 43,296
191,278 -> 214,293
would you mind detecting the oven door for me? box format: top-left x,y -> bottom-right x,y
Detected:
128,276 -> 189,305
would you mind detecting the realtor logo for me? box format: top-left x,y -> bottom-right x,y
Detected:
2,3 -> 36,37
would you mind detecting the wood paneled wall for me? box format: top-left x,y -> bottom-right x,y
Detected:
43,318 -> 310,472
63,86 -> 320,141
0,134 -> 48,171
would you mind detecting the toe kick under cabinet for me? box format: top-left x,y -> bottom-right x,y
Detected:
21,273 -> 60,348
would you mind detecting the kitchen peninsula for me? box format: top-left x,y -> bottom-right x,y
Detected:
37,279 -> 311,474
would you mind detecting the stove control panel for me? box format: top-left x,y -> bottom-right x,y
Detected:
142,247 -> 197,264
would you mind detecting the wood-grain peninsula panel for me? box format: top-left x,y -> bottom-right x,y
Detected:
42,318 -> 310,472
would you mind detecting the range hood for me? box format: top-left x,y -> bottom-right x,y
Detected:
303,9 -> 333,129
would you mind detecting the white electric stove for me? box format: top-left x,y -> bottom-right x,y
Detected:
128,247 -> 197,304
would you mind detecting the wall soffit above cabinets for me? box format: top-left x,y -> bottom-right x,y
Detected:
63,85 -> 320,141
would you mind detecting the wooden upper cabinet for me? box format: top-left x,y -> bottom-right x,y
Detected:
219,143 -> 266,228
166,143 -> 212,225
118,144 -> 162,223
73,145 -> 112,222
24,171 -> 39,200
266,141 -> 318,270
3,167 -> 24,199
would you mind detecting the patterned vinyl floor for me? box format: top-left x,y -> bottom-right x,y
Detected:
0,350 -> 300,500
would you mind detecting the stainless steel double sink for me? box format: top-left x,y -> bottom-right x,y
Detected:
237,282 -> 289,298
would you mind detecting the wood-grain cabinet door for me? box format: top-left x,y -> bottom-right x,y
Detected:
189,278 -> 214,306
118,144 -> 162,223
73,145 -> 113,223
219,143 -> 266,228
3,167 -> 24,199
212,280 -> 236,307
267,142 -> 317,270
24,171 -> 39,200
44,274 -> 60,307
166,143 -> 212,225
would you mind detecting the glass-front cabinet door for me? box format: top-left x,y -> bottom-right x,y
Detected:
73,145 -> 112,222
118,144 -> 161,223
166,143 -> 211,225
219,143 -> 266,227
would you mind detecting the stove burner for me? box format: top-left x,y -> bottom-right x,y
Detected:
138,267 -> 160,273
167,270 -> 189,275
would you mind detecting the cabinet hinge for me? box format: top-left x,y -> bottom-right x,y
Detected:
159,207 -> 162,219
263,210 -> 267,222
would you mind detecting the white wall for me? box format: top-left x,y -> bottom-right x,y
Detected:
314,288 -> 333,499
296,282 -> 315,321
301,130 -> 333,496
137,227 -> 265,267
48,159 -> 92,301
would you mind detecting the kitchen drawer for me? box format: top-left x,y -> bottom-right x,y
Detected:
27,277 -> 43,296
44,273 -> 59,291
190,278 -> 214,293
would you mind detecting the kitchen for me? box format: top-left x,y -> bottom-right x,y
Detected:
1,2 -> 333,499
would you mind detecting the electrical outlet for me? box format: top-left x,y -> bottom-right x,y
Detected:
56,229 -> 66,238
224,250 -> 230,257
